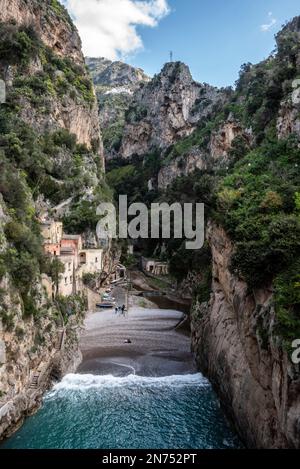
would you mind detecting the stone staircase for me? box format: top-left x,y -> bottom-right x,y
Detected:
29,373 -> 40,390
56,329 -> 65,351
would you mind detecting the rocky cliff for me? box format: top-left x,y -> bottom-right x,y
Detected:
0,0 -> 104,156
191,224 -> 300,449
0,0 -> 105,439
102,61 -> 235,194
187,17 -> 300,449
158,118 -> 252,189
87,57 -> 150,160
119,62 -> 227,159
0,191 -> 84,439
0,0 -> 81,62
98,16 -> 300,450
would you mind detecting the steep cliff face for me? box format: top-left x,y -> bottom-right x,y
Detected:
277,92 -> 300,140
0,0 -> 103,156
158,148 -> 207,190
120,62 -> 227,158
0,191 -> 82,439
275,17 -> 300,141
188,18 -> 300,449
191,224 -> 300,449
0,0 -> 83,64
209,120 -> 251,164
0,279 -> 83,439
0,0 -> 104,439
158,119 -> 252,190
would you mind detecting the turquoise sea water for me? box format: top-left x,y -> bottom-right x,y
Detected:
1,373 -> 241,449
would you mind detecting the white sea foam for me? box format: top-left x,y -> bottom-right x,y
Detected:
50,373 -> 209,393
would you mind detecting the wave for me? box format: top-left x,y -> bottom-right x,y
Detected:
50,373 -> 209,394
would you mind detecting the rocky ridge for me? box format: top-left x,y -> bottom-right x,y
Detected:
86,57 -> 150,159
119,62 -> 228,159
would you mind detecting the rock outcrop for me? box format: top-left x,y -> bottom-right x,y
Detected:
277,96 -> 300,141
158,148 -> 207,189
0,0 -> 104,159
158,119 -> 252,190
0,296 -> 82,439
276,16 -> 300,141
0,192 -> 84,439
209,120 -> 251,164
0,0 -> 83,64
120,62 -> 227,159
191,223 -> 300,449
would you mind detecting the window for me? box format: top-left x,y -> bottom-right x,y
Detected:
65,277 -> 67,285
95,257 -> 98,263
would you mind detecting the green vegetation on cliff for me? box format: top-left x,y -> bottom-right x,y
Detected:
0,19 -> 102,326
1,23 -> 94,105
104,18 -> 300,347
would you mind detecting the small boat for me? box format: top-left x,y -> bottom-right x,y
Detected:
103,294 -> 115,300
96,302 -> 116,309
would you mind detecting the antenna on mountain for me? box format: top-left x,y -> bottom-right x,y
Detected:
170,51 -> 173,62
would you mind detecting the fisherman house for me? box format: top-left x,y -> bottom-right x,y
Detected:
41,220 -> 103,298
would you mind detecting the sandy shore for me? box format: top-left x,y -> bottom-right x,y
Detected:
78,295 -> 196,377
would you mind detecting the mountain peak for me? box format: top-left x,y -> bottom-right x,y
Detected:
276,15 -> 300,46
86,57 -> 149,88
281,15 -> 300,34
158,61 -> 193,83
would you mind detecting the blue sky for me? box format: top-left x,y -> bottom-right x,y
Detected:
130,0 -> 300,87
64,0 -> 300,88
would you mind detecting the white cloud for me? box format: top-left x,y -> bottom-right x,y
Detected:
261,12 -> 277,32
64,0 -> 170,59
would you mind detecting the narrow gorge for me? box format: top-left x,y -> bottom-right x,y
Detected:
0,0 -> 300,451
90,17 -> 300,449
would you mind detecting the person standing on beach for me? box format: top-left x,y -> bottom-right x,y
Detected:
121,305 -> 126,317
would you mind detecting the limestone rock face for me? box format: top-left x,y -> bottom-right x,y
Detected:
0,0 -> 104,160
0,0 -> 102,439
209,120 -> 251,164
158,120 -> 252,190
87,57 -> 150,89
277,97 -> 300,140
191,223 -> 300,449
158,148 -> 207,189
276,16 -> 300,141
0,303 -> 82,439
87,57 -> 150,159
17,95 -> 103,154
0,0 -> 83,64
120,62 -> 227,159
0,195 -> 83,441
